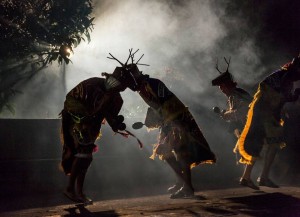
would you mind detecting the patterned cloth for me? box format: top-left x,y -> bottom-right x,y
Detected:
61,77 -> 123,174
140,78 -> 216,168
237,70 -> 288,164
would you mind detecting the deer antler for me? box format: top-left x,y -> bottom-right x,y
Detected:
215,58 -> 222,74
215,57 -> 231,74
136,54 -> 144,64
135,53 -> 150,66
124,48 -> 133,66
107,53 -> 124,66
107,49 -> 150,66
224,57 -> 231,72
130,49 -> 140,64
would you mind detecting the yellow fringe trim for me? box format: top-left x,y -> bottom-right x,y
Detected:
237,87 -> 262,164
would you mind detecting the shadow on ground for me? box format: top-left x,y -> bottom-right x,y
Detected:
226,192 -> 300,216
64,204 -> 119,217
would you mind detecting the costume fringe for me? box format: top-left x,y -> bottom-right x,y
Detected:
237,88 -> 262,165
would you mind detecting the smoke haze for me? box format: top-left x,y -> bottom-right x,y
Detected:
3,0 -> 299,119
1,0 -> 300,195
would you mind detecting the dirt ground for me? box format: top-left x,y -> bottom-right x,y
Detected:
1,186 -> 300,217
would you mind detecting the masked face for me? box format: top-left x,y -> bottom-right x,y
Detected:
104,67 -> 126,92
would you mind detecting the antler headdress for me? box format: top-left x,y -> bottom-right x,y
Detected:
212,57 -> 234,86
107,48 -> 150,66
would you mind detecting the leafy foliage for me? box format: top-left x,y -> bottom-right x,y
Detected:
0,0 -> 94,113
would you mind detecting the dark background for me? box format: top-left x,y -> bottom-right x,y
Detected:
0,113 -> 299,212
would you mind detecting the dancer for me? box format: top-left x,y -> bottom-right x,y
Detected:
113,49 -> 216,199
212,58 -> 258,189
60,55 -> 133,204
237,54 -> 300,188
